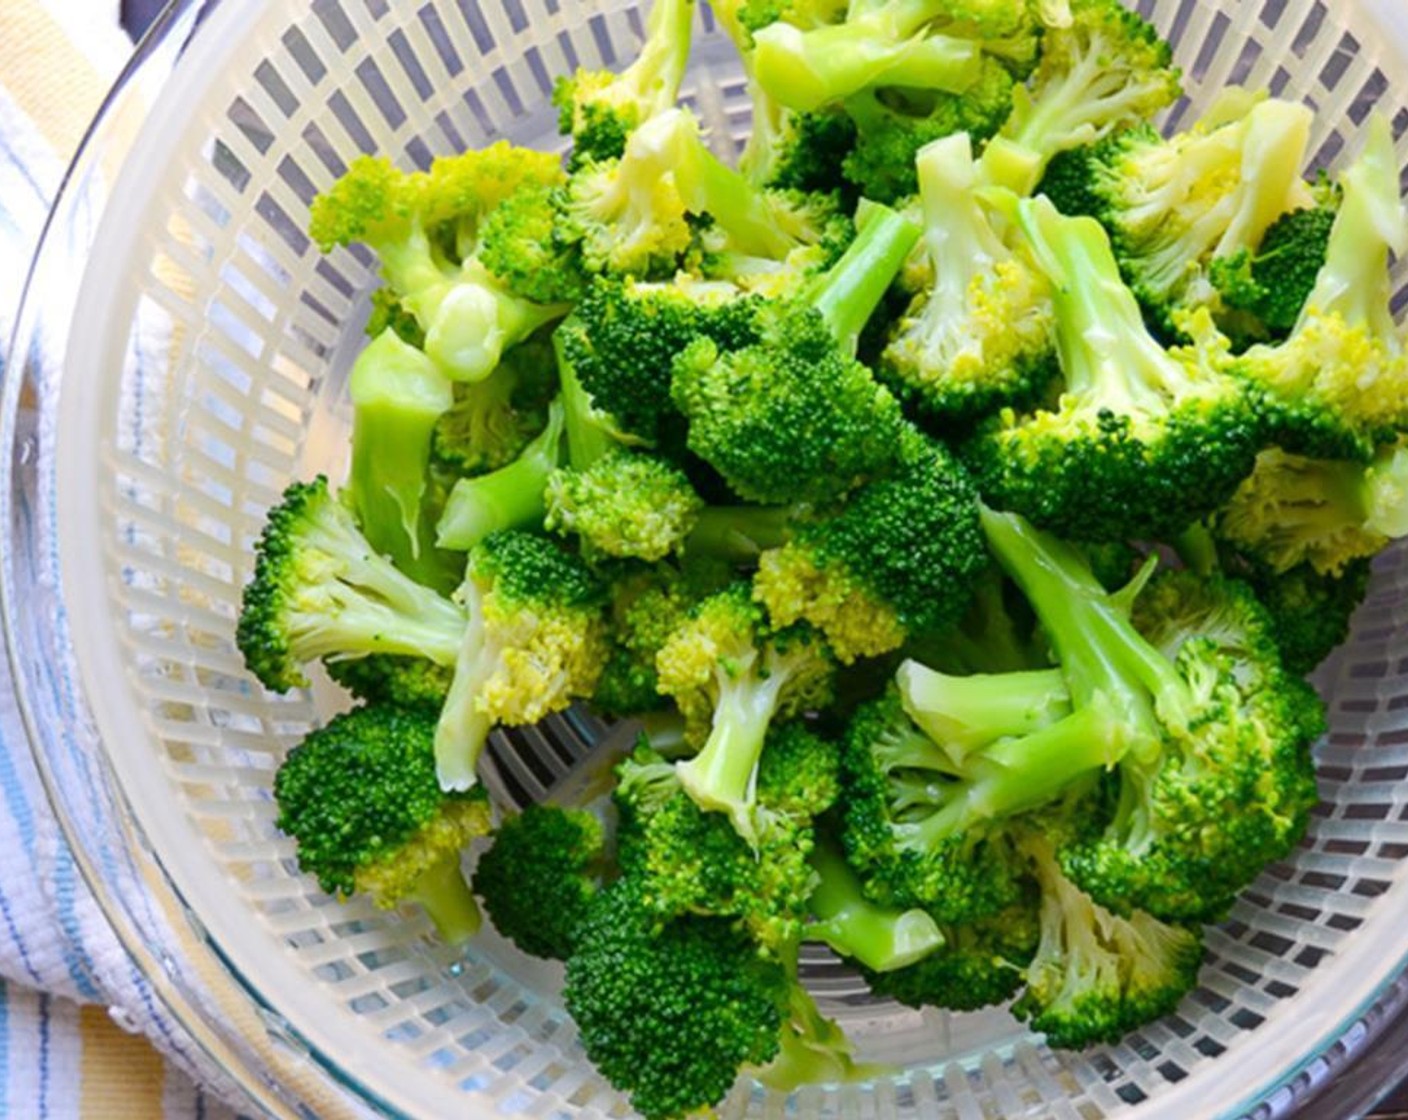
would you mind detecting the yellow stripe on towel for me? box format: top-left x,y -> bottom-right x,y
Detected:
78,1004 -> 168,1120
0,0 -> 108,158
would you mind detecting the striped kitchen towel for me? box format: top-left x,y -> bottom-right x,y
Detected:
0,1 -> 252,1115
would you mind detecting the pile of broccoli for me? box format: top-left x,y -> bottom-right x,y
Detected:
230,0 -> 1408,1114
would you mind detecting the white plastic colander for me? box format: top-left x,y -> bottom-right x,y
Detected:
9,0 -> 1408,1116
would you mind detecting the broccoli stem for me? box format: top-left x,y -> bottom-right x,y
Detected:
978,506 -> 1188,758
807,202 -> 922,356
1016,198 -> 1195,410
436,400 -> 565,551
556,331 -> 618,471
421,261 -> 568,385
1213,100 -> 1315,259
914,134 -> 1002,327
895,661 -> 1072,761
409,852 -> 482,944
806,841 -> 944,972
679,135 -> 807,260
1172,522 -> 1218,578
685,505 -> 792,561
755,945 -> 877,1090
623,0 -> 695,114
346,329 -> 455,589
435,582 -> 498,791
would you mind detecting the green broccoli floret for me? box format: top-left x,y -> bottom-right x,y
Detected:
236,477 -> 467,693
839,672 -> 1104,925
475,184 -> 588,307
734,0 -> 847,32
860,893 -> 1040,1011
556,107 -> 847,284
563,877 -> 788,1120
1213,442 -> 1408,578
841,61 -> 1017,204
654,584 -> 835,839
753,431 -> 987,663
903,565 -> 1051,676
1235,555 -> 1372,677
1011,836 -> 1202,1049
434,399 -> 566,552
434,531 -> 608,790
805,839 -> 945,972
273,704 -> 491,944
323,654 -> 454,712
553,0 -> 695,168
1036,96 -> 1320,341
745,103 -> 859,195
881,134 -> 1056,426
343,329 -> 457,592
546,447 -> 704,561
429,330 -> 559,477
981,0 -> 1182,195
1232,116 -> 1408,459
982,507 -> 1324,922
366,287 -> 423,346
963,196 -> 1261,542
671,202 -> 918,505
615,726 -> 839,952
309,144 -> 570,382
472,803 -> 607,960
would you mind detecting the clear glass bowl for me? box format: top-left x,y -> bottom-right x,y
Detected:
9,1 -> 1408,1116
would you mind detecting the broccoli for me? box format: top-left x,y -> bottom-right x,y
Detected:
839,677 -> 1103,925
881,134 -> 1056,426
555,107 -> 847,284
236,476 -> 467,693
553,0 -> 695,169
753,430 -> 988,663
902,565 -> 1051,677
654,583 -> 835,839
430,330 -> 559,476
860,893 -> 1041,1012
671,202 -> 919,505
1011,835 -> 1202,1049
684,503 -> 794,562
1036,96 -> 1320,341
365,287 -> 423,346
981,0 -> 1182,195
323,654 -> 454,712
273,704 -> 491,944
805,839 -> 945,972
342,329 -> 457,592
744,102 -> 859,196
1213,442 -> 1408,578
1239,556 -> 1372,677
308,145 -> 570,382
472,803 -> 608,960
841,61 -> 1017,204
1232,116 -> 1408,459
614,726 -> 839,952
434,399 -> 566,551
434,531 -> 608,791
545,447 -> 704,562
962,196 -> 1262,543
982,507 -> 1324,921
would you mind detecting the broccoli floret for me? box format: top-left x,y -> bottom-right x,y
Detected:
430,330 -> 559,477
236,477 -> 467,692
553,0 -> 695,168
434,399 -> 566,552
323,654 -> 454,712
1233,116 -> 1408,459
746,104 -> 859,195
903,565 -> 1051,676
274,704 -> 491,944
805,839 -> 945,972
615,727 -> 838,951
309,145 -> 570,381
1235,554 -> 1372,677
841,61 -> 1017,204
963,196 -> 1261,542
881,134 -> 1056,426
671,202 -> 918,505
1011,836 -> 1202,1049
475,184 -> 588,307
861,893 -> 1041,1011
754,431 -> 987,662
343,329 -> 457,592
472,803 -> 607,960
434,531 -> 608,790
654,584 -> 835,839
546,448 -> 704,561
982,0 -> 1182,194
366,287 -> 424,346
840,671 -> 1105,925
563,877 -> 787,1120
735,0 -> 847,32
1213,442 -> 1408,578
982,507 -> 1324,922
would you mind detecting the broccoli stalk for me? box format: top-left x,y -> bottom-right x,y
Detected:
684,504 -> 793,561
895,660 -> 1071,759
435,399 -> 566,551
554,0 -> 696,167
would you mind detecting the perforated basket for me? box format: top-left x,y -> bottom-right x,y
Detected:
9,0 -> 1408,1116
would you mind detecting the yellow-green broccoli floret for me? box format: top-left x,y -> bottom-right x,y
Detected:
546,448 -> 704,561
